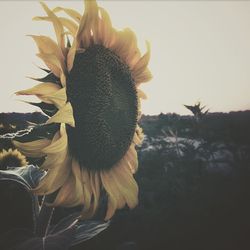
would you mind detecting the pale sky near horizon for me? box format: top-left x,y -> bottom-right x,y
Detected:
1,1 -> 250,115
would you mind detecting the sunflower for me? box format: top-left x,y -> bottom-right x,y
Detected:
0,148 -> 28,170
14,0 -> 151,220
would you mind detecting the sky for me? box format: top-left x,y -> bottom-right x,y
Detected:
1,1 -> 250,115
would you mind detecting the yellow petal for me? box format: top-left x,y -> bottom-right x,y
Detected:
60,72 -> 66,87
34,154 -> 71,195
53,6 -> 81,23
124,145 -> 138,173
40,126 -> 68,170
51,177 -> 73,206
97,7 -> 114,47
105,170 -> 125,210
81,169 -> 92,210
67,40 -> 77,72
121,29 -> 141,69
100,171 -> 118,220
71,159 -> 84,204
133,132 -> 142,146
15,82 -> 61,99
133,125 -> 144,146
29,35 -> 65,66
112,162 -> 138,209
111,28 -> 140,68
137,89 -> 147,100
136,125 -> 144,139
42,87 -> 66,108
59,17 -> 78,36
132,42 -> 152,85
42,124 -> 68,154
52,159 -> 83,207
78,0 -> 99,48
51,175 -> 75,207
76,11 -> 87,46
84,0 -> 98,20
135,68 -> 153,86
137,98 -> 142,120
132,41 -> 150,71
13,139 -> 51,158
37,53 -> 63,78
46,102 -> 75,127
41,150 -> 66,170
52,180 -> 73,206
39,2 -> 65,53
88,171 -> 100,216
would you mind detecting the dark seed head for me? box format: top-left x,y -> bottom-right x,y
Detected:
66,45 -> 138,170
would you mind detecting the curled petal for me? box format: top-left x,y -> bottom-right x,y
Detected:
132,42 -> 152,85
29,35 -> 65,66
39,2 -> 65,53
13,139 -> 51,158
110,28 -> 140,69
132,41 -> 150,71
53,6 -> 82,23
59,17 -> 78,36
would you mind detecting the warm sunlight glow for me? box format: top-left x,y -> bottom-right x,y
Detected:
1,1 -> 250,115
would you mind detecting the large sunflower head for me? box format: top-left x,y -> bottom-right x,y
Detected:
14,0 -> 152,220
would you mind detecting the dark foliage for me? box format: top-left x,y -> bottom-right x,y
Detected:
141,111 -> 250,145
0,112 -> 47,132
1,111 -> 250,250
73,111 -> 250,250
0,112 -> 48,152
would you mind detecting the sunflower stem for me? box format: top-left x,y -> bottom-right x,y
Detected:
35,193 -> 56,237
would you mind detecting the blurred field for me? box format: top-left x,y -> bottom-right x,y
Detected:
1,111 -> 250,250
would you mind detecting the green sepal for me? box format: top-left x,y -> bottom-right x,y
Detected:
32,72 -> 61,86
28,102 -> 58,117
39,67 -> 51,74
